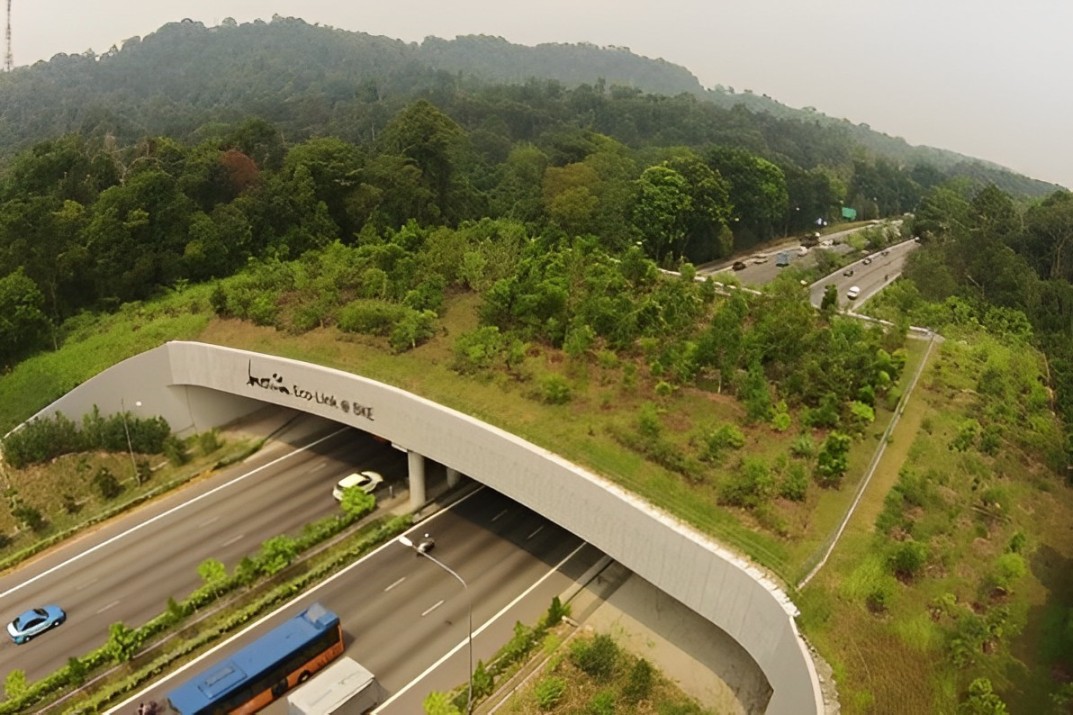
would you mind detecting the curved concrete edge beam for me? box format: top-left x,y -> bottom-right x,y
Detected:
21,340 -> 825,715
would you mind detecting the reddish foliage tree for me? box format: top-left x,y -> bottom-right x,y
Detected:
219,149 -> 259,195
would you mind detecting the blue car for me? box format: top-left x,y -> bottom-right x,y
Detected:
7,605 -> 66,644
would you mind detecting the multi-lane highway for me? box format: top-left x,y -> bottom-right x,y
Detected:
111,488 -> 600,714
0,410 -> 603,714
0,413 -> 408,681
699,225 -> 862,285
808,239 -> 918,309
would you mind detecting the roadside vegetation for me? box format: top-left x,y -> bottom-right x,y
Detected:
488,630 -> 711,715
0,411 -> 255,570
419,597 -> 712,715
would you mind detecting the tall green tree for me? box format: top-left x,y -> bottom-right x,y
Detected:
543,162 -> 601,237
489,143 -> 548,223
283,137 -> 365,240
705,147 -> 788,248
379,100 -> 470,224
1021,190 -> 1073,281
665,153 -> 733,263
0,269 -> 50,367
632,164 -> 692,264
83,168 -> 192,304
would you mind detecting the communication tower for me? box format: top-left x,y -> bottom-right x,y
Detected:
4,0 -> 12,72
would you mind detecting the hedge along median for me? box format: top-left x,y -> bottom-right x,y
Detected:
1,497 -> 410,714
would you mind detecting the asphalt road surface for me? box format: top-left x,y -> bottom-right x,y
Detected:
809,239 -> 918,309
110,488 -> 601,715
0,413 -> 408,681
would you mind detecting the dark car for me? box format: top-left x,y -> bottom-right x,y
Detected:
732,261 -> 747,271
7,605 -> 66,644
843,268 -> 855,277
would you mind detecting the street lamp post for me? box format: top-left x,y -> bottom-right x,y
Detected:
120,399 -> 142,483
398,534 -> 473,714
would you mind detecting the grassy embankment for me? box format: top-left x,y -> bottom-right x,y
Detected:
799,329 -> 1073,713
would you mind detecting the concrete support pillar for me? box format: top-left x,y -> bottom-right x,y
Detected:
407,450 -> 427,510
446,466 -> 461,488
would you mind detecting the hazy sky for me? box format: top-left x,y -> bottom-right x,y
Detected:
8,1 -> 1073,189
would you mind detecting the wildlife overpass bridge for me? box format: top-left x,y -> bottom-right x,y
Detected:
30,341 -> 824,715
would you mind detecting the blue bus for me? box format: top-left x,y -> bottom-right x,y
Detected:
166,602 -> 345,714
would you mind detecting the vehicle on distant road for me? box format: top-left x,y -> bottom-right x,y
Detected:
843,268 -> 855,277
881,249 -> 890,256
776,252 -> 790,267
332,471 -> 384,501
847,286 -> 861,300
417,533 -> 436,554
751,255 -> 769,264
862,257 -> 873,265
732,261 -> 747,271
7,605 -> 66,644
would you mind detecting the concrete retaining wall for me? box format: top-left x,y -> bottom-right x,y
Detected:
21,341 -> 823,715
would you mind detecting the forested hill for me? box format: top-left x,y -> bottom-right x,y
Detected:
0,16 -> 702,151
0,15 -> 1058,196
418,34 -> 704,95
701,87 -> 1054,195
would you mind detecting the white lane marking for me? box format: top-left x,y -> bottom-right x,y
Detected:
491,509 -> 508,522
376,540 -> 588,713
421,600 -> 444,617
0,427 -> 350,601
96,600 -> 119,615
311,462 -> 327,472
199,516 -> 219,527
527,525 -> 544,540
108,486 -> 487,714
77,578 -> 99,591
384,577 -> 406,592
221,533 -> 245,548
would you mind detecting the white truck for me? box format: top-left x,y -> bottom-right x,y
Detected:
287,657 -> 385,715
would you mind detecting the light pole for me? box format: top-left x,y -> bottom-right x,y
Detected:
398,534 -> 473,713
120,398 -> 142,482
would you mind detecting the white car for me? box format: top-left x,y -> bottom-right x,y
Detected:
846,286 -> 861,300
332,471 -> 384,501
